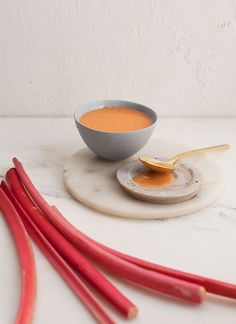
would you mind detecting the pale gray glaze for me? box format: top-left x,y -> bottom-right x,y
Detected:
74,100 -> 157,161
116,160 -> 203,203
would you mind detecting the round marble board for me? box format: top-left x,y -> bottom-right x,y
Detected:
63,138 -> 223,220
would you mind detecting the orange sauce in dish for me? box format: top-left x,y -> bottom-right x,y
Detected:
132,170 -> 172,188
80,106 -> 153,132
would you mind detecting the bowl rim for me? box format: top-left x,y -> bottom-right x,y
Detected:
74,99 -> 157,134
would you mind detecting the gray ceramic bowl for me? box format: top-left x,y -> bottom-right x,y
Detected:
74,100 -> 157,161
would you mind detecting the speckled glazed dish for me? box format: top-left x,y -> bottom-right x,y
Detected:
74,100 -> 157,161
116,160 -> 203,203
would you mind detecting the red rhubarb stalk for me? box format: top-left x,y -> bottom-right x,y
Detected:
6,168 -> 137,319
51,206 -> 236,300
52,206 -> 236,300
1,181 -> 115,324
0,188 -> 36,324
13,158 -> 236,300
12,159 -> 206,304
48,208 -> 205,303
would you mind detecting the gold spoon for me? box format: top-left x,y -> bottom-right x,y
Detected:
139,144 -> 230,172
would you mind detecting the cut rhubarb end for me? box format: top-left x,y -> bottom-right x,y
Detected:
128,306 -> 138,319
199,287 -> 206,302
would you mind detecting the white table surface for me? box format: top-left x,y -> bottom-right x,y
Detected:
0,117 -> 235,324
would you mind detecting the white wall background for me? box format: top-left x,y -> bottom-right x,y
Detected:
0,0 -> 236,117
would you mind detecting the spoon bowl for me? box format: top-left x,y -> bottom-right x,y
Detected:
139,157 -> 175,172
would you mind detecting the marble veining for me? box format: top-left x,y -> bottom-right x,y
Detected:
41,188 -> 71,199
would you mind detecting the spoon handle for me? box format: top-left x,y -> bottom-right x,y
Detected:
172,144 -> 230,163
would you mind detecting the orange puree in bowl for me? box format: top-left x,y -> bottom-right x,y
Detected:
79,106 -> 153,132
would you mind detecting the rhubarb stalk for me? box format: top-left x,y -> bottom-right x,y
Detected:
15,155 -> 236,303
12,159 -> 206,304
1,181 -> 115,324
6,168 -> 137,319
50,206 -> 236,300
12,157 -> 236,302
0,188 -> 36,324
48,207 -> 206,303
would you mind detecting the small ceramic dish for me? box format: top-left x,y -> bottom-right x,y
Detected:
74,100 -> 157,161
116,159 -> 203,203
